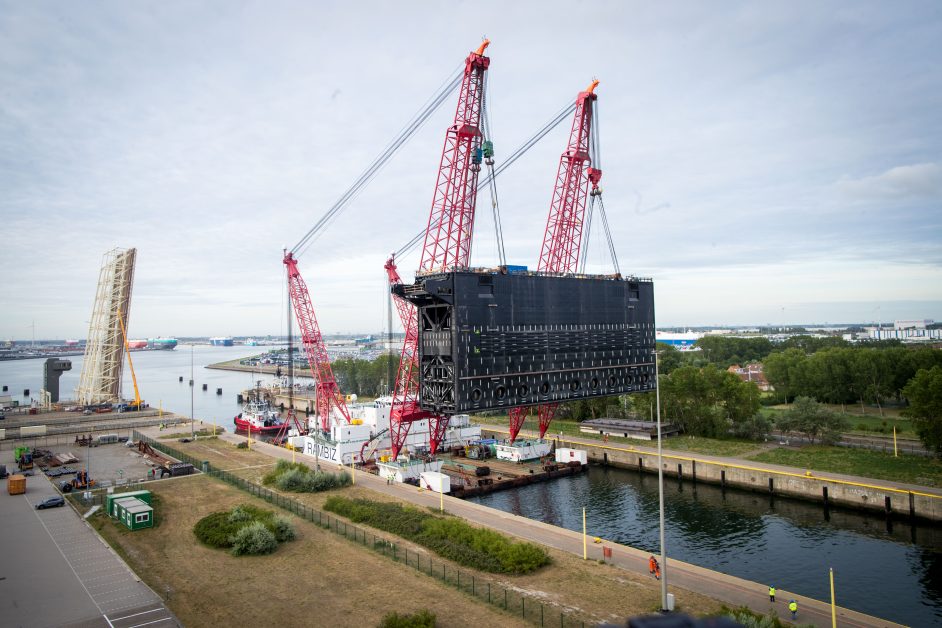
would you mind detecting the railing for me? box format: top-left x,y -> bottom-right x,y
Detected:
133,431 -> 591,627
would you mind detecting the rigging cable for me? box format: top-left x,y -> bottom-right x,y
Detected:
292,64 -> 464,258
393,99 -> 578,262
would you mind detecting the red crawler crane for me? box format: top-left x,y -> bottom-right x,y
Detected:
284,251 -> 352,434
385,40 -> 491,460
507,80 -> 602,444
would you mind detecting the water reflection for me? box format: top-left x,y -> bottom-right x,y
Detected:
469,464 -> 942,627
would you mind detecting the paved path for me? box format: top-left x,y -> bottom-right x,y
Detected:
170,426 -> 902,628
0,448 -> 178,627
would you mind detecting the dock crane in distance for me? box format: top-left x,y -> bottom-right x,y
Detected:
117,310 -> 144,411
385,39 -> 491,461
507,80 -> 602,444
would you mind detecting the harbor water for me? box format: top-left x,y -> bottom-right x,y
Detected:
470,464 -> 942,627
0,345 -> 290,428
3,348 -> 941,625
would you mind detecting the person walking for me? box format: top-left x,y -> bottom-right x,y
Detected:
788,600 -> 798,620
649,555 -> 658,575
768,585 -> 776,603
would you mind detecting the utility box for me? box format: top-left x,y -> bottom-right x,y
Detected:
419,471 -> 451,494
555,448 -> 588,465
394,269 -> 656,415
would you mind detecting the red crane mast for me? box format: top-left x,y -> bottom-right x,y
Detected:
385,40 -> 491,460
284,251 -> 352,433
507,80 -> 601,444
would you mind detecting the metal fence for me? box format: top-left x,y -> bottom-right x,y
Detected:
133,431 -> 590,628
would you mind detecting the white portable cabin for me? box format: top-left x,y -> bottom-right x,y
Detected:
419,471 -> 451,494
555,447 -> 588,465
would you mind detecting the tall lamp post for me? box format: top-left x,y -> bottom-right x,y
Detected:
190,344 -> 195,439
655,350 -> 669,611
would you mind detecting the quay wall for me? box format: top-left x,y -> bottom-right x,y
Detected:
482,429 -> 942,523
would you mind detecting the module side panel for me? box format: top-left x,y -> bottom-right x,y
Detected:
408,272 -> 655,414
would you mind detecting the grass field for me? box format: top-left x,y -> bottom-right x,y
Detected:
104,441 -> 724,625
761,404 -> 917,437
746,446 -> 942,487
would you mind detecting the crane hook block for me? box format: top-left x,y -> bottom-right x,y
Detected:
482,140 -> 494,159
472,147 -> 483,165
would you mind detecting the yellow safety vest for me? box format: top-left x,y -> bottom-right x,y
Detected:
789,602 -> 798,612
769,587 -> 776,596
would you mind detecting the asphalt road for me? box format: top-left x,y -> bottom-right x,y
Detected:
0,449 -> 177,628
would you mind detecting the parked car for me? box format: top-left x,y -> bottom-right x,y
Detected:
35,496 -> 65,509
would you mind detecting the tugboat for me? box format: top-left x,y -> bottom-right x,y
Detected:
234,385 -> 286,434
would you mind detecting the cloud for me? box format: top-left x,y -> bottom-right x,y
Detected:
836,162 -> 942,201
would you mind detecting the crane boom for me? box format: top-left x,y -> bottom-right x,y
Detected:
284,251 -> 352,433
508,81 -> 601,443
117,311 -> 142,408
387,41 -> 491,460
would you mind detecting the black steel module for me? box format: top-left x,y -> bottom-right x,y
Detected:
394,268 -> 656,414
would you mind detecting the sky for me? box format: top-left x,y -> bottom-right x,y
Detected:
1,1 -> 941,339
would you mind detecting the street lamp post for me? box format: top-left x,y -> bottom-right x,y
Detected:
190,344 -> 195,439
655,351 -> 669,611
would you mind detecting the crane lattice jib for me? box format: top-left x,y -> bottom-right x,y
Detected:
509,83 -> 601,444
284,252 -> 352,432
537,84 -> 600,274
388,42 -> 490,460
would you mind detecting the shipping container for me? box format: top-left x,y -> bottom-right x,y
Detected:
7,474 -> 26,495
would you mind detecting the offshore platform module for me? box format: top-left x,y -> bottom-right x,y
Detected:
396,269 -> 656,415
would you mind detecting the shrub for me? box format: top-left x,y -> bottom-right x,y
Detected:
228,505 -> 253,523
378,609 -> 436,628
271,516 -> 296,542
324,496 -> 550,574
264,460 -> 351,493
236,441 -> 248,449
230,521 -> 278,556
194,504 -> 295,552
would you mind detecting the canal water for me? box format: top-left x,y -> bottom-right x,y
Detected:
3,349 -> 941,625
470,465 -> 942,626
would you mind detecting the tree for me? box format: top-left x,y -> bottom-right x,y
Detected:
902,366 -> 942,457
695,336 -> 773,367
776,396 -> 847,445
658,365 -> 761,438
655,342 -> 684,374
763,348 -> 806,403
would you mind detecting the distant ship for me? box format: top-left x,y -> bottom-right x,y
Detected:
148,338 -> 178,350
128,340 -> 149,350
210,336 -> 233,346
655,330 -> 703,351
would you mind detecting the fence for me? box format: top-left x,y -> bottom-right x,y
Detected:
133,431 -> 590,627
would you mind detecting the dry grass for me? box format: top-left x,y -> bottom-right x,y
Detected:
91,475 -> 531,628
157,439 -> 726,624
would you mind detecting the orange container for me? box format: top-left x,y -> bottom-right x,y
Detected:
7,474 -> 26,495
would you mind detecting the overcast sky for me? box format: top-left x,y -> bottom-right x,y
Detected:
2,1 -> 941,340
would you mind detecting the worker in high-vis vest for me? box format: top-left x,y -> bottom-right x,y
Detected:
788,600 -> 798,619
768,585 -> 776,602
